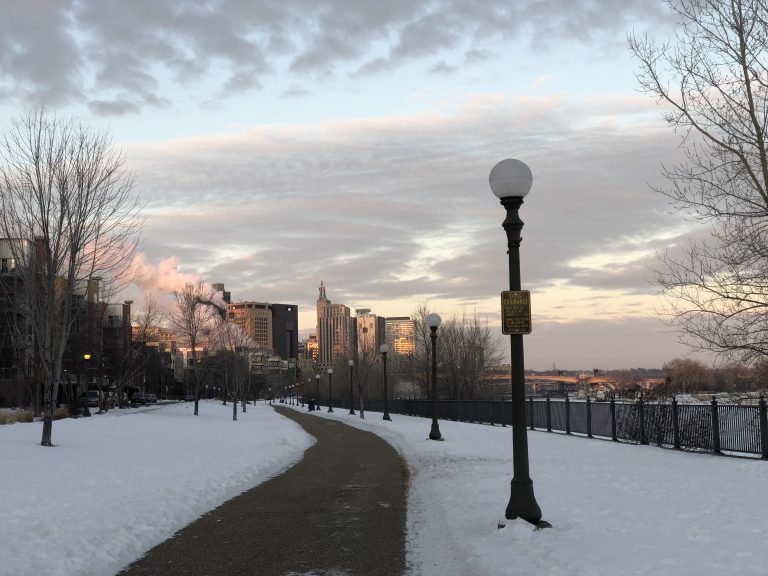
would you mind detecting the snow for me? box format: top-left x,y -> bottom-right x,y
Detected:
1,401 -> 314,576
3,400 -> 768,576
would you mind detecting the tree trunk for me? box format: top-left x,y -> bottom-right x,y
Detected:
40,378 -> 56,446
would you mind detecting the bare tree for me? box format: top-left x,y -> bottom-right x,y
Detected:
108,292 -> 165,406
209,313 -> 255,421
0,109 -> 142,446
403,304 -> 503,400
171,281 -> 217,416
662,357 -> 713,394
346,339 -> 382,419
439,311 -> 504,399
630,0 -> 768,365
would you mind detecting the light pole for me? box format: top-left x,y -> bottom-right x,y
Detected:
490,158 -> 547,527
315,374 -> 321,410
426,313 -> 443,440
327,368 -> 334,413
348,360 -> 355,415
82,353 -> 92,417
380,344 -> 391,421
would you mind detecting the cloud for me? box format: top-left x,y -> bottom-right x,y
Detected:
119,91 -> 682,340
130,253 -> 201,295
0,0 -> 669,113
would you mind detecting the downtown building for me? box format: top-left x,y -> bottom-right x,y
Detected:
225,300 -> 299,361
315,281 -> 355,366
385,316 -> 415,373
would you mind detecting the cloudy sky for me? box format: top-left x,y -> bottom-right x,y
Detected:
0,0 -> 707,370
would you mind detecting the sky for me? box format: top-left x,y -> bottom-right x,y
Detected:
0,0 -> 708,370
4,401 -> 768,575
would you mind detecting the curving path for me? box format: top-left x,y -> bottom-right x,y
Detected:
119,405 -> 408,576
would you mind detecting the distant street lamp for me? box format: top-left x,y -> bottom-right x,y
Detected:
380,344 -> 391,421
426,313 -> 443,441
82,353 -> 92,417
327,368 -> 334,413
490,158 -> 547,527
315,374 -> 321,410
348,360 -> 356,415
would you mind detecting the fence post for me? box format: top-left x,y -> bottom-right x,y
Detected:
711,396 -> 721,455
476,399 -> 481,423
672,396 -> 681,449
586,394 -> 593,438
546,393 -> 552,432
565,395 -> 571,434
760,396 -> 768,460
638,394 -> 648,445
489,398 -> 494,426
528,395 -> 535,430
610,395 -> 617,441
501,400 -> 506,427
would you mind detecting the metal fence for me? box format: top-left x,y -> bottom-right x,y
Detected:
328,396 -> 768,458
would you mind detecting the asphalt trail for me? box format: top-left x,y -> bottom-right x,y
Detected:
119,405 -> 407,576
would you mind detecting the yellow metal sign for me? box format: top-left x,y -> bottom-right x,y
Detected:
501,290 -> 532,335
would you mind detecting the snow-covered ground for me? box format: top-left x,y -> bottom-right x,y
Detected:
3,400 -> 767,576
1,401 -> 314,576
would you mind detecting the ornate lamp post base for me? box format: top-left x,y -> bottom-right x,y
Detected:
505,479 -> 549,527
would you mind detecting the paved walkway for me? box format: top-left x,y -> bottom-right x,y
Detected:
119,405 -> 408,576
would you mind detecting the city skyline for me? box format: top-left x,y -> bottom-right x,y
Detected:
0,1 -> 707,370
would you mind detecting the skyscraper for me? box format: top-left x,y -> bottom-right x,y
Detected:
356,308 -> 386,357
385,316 -> 415,373
316,282 -> 355,366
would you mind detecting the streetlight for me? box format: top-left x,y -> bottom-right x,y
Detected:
348,359 -> 355,416
490,158 -> 547,527
82,353 -> 92,417
426,313 -> 443,441
315,374 -> 321,410
380,344 -> 391,421
327,368 -> 334,413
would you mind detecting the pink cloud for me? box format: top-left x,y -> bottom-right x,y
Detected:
130,253 -> 200,294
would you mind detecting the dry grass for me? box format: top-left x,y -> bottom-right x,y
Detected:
0,407 -> 69,424
0,409 -> 34,425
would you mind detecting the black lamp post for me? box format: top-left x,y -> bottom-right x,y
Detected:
315,374 -> 321,410
327,368 -> 334,413
490,158 -> 547,527
82,353 -> 92,417
380,344 -> 391,421
426,313 -> 443,440
348,359 -> 356,415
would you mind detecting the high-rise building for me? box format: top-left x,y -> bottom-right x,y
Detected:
316,281 -> 329,341
227,302 -> 273,350
355,308 -> 386,357
271,303 -> 298,360
385,316 -> 415,373
317,282 -> 355,366
304,334 -> 318,363
225,300 -> 299,360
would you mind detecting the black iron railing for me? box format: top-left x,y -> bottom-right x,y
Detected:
328,396 -> 768,458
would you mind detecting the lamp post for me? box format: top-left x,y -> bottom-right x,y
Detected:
82,353 -> 92,417
315,374 -> 321,410
348,360 -> 356,415
327,368 -> 334,413
490,158 -> 547,527
380,344 -> 391,421
426,313 -> 443,440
